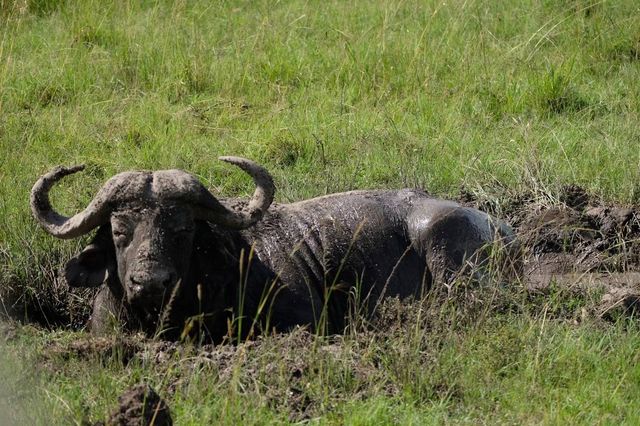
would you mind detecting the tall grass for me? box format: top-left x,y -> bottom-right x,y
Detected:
1,0 -> 640,423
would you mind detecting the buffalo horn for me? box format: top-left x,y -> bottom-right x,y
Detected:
30,165 -> 116,239
195,156 -> 275,229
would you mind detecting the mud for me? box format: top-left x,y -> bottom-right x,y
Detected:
46,335 -> 145,365
462,184 -> 640,319
100,383 -> 172,426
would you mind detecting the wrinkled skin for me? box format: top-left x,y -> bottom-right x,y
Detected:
32,159 -> 519,342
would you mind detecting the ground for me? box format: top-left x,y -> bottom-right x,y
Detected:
466,185 -> 640,319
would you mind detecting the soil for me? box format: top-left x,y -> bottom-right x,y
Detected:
461,184 -> 640,318
101,384 -> 172,426
46,335 -> 145,364
43,328 -> 399,423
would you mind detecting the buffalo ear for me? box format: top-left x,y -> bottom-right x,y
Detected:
64,243 -> 111,287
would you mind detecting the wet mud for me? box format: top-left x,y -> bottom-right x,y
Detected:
462,184 -> 640,318
101,383 -> 172,426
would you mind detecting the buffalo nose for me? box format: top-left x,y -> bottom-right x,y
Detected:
128,270 -> 175,297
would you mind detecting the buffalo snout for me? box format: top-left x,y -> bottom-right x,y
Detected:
126,265 -> 176,306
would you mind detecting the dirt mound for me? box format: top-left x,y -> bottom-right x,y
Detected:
40,326 -> 407,422
46,335 -> 144,365
102,384 -> 172,426
463,185 -> 640,319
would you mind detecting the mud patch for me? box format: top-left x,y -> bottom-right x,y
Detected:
102,384 -> 172,426
463,184 -> 640,319
185,329 -> 393,422
45,335 -> 145,366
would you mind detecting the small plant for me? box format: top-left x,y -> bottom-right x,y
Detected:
532,61 -> 589,116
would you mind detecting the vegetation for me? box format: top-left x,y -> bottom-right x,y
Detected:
1,0 -> 639,423
4,308 -> 640,424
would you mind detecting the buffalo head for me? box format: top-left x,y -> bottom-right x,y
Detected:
31,157 -> 275,320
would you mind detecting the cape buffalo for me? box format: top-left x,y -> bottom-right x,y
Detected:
31,157 -> 518,341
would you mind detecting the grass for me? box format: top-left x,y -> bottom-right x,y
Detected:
1,0 -> 640,423
3,310 -> 640,424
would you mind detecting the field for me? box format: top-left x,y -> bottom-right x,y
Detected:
1,0 -> 640,424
